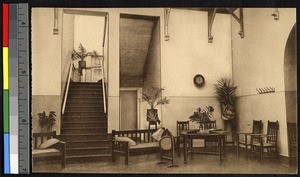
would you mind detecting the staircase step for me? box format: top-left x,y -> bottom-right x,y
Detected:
69,89 -> 102,94
66,101 -> 103,107
63,116 -> 107,122
65,106 -> 104,112
67,93 -> 103,98
66,154 -> 111,164
62,121 -> 106,128
66,147 -> 110,156
71,82 -> 102,85
66,140 -> 110,148
67,97 -> 104,102
64,112 -> 107,117
60,134 -> 108,141
61,127 -> 107,134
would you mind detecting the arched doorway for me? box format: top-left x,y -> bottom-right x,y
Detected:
284,24 -> 296,124
284,24 -> 296,164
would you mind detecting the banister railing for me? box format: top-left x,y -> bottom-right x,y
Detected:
101,58 -> 106,113
62,61 -> 74,115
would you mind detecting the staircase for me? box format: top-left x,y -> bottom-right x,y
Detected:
60,81 -> 110,163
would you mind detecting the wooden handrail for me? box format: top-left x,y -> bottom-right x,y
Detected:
62,61 -> 74,115
101,15 -> 108,114
101,57 -> 106,113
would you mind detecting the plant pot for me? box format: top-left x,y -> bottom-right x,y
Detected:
146,109 -> 160,125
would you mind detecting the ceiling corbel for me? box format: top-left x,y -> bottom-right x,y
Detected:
164,8 -> 171,41
208,8 -> 217,43
226,8 -> 244,38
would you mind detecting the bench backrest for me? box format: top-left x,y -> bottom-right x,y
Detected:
32,131 -> 57,149
112,129 -> 158,143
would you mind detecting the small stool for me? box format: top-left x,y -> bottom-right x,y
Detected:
148,121 -> 158,130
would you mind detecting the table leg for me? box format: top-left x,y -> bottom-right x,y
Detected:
223,136 -> 226,159
183,135 -> 187,163
218,138 -> 222,163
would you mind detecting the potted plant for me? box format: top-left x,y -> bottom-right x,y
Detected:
213,78 -> 237,121
72,43 -> 98,75
142,86 -> 170,125
189,106 -> 214,130
38,111 -> 56,132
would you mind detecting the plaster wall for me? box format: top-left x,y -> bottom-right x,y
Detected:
161,9 -> 232,135
232,8 -> 296,156
31,8 -> 63,133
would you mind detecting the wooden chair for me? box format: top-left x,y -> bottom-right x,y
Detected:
236,119 -> 263,158
157,129 -> 179,167
287,122 -> 297,166
176,121 -> 189,156
251,120 -> 279,161
32,131 -> 66,168
202,120 -> 218,148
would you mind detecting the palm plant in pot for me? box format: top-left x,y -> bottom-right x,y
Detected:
189,106 -> 214,131
213,78 -> 237,121
213,77 -> 237,138
72,43 -> 98,75
38,111 -> 56,132
142,86 -> 170,125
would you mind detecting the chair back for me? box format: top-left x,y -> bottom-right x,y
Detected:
252,119 -> 263,134
177,121 -> 189,137
267,120 -> 279,143
287,122 -> 297,147
160,129 -> 174,151
208,120 -> 216,129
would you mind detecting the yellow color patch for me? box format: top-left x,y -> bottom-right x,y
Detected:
3,47 -> 9,89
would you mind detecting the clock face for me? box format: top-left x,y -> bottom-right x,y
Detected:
194,74 -> 205,87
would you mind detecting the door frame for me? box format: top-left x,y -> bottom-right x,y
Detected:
119,87 -> 142,130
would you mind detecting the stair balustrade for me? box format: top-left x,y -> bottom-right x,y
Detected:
62,61 -> 75,115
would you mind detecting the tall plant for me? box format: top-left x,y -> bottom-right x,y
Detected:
213,78 -> 237,120
142,86 -> 170,109
142,86 -> 170,124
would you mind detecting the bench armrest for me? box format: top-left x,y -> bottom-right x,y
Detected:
112,140 -> 129,151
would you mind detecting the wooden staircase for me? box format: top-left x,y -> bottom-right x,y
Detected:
60,81 -> 110,163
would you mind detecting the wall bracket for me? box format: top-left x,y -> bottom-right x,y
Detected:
164,8 -> 171,41
208,8 -> 217,43
226,8 -> 244,38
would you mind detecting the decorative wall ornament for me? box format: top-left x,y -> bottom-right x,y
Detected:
164,8 -> 171,41
53,8 -> 59,35
271,8 -> 279,20
256,87 -> 275,94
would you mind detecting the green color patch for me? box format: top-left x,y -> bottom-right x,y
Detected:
3,90 -> 9,133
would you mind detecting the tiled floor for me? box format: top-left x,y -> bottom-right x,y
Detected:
33,151 -> 297,174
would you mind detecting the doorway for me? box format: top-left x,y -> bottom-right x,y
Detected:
120,89 -> 139,130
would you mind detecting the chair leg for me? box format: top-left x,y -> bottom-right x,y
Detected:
125,155 -> 129,165
260,147 -> 263,161
237,142 -> 239,157
251,145 -> 254,160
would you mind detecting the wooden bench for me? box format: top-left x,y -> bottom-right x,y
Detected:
111,129 -> 160,165
32,131 -> 66,168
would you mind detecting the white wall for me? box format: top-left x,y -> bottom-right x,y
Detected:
232,8 -> 296,156
32,8 -> 62,96
32,8 -> 63,133
161,9 -> 232,135
74,15 -> 105,54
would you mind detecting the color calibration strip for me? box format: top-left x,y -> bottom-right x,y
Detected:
3,3 -> 29,174
3,3 -> 11,174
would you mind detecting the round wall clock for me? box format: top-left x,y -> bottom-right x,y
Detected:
193,74 -> 205,87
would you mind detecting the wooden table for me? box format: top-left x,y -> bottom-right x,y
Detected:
181,130 -> 228,163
